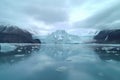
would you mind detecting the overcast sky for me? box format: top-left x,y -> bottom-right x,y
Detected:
0,0 -> 120,36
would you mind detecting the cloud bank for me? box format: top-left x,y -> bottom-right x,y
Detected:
0,0 -> 120,35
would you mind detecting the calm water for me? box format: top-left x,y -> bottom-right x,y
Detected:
0,44 -> 120,80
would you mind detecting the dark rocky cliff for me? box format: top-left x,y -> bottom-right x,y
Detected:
94,29 -> 120,43
0,25 -> 41,43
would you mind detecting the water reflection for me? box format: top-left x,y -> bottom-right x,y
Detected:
0,44 -> 40,64
0,44 -> 120,80
40,44 -> 120,62
1,44 -> 120,64
39,44 -> 96,62
93,45 -> 120,61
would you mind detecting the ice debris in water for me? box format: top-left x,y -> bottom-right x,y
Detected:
17,49 -> 22,52
0,43 -> 16,52
101,47 -> 114,50
14,54 -> 25,57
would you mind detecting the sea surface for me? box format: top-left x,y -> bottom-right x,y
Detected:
0,43 -> 120,80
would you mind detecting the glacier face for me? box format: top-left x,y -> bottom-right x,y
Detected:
39,30 -> 95,44
40,30 -> 81,44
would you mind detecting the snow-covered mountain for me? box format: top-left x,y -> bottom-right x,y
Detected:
41,30 -> 81,44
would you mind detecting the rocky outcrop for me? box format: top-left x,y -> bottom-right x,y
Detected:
0,25 -> 41,43
94,29 -> 120,43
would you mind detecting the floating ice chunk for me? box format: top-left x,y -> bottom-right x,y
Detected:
14,54 -> 25,57
116,48 -> 120,50
101,47 -> 114,50
17,49 -> 22,52
56,66 -> 67,72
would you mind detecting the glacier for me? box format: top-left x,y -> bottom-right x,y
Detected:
39,30 -> 97,44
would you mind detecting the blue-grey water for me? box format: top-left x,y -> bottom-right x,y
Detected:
0,44 -> 120,80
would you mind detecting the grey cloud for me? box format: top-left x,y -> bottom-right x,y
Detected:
69,0 -> 87,6
69,0 -> 108,7
0,0 -> 69,25
25,0 -> 69,24
26,7 -> 68,24
0,0 -> 120,35
74,1 -> 120,29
